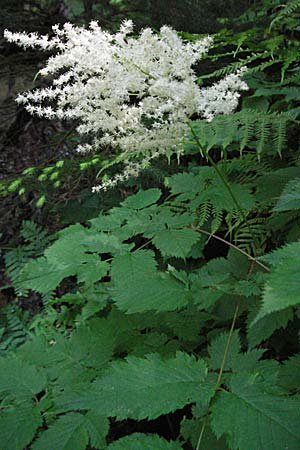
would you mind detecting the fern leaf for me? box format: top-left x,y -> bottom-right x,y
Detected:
0,305 -> 28,354
0,402 -> 42,450
210,205 -> 223,234
211,373 -> 300,450
55,353 -> 214,420
110,250 -> 190,312
107,433 -> 182,449
197,202 -> 212,226
272,116 -> 287,156
256,116 -> 272,158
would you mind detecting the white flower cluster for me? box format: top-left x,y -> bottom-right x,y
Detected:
4,20 -> 248,191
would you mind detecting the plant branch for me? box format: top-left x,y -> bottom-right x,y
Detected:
188,122 -> 261,255
192,226 -> 270,272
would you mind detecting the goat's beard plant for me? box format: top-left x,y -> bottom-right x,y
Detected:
5,20 -> 248,190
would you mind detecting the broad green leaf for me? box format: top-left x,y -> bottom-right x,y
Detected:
247,307 -> 293,347
262,241 -> 300,266
16,258 -> 66,294
121,188 -> 161,209
189,258 -> 230,309
16,226 -> 126,294
56,353 -> 214,420
273,178 -> 300,211
168,167 -> 255,213
211,373 -> 300,450
110,250 -> 190,312
208,330 -> 241,371
68,318 -> 116,369
231,349 -> 265,372
278,356 -> 300,392
252,258 -> 300,325
83,412 -> 109,449
0,402 -> 42,450
152,228 -> 199,258
0,358 -> 46,397
107,433 -> 182,449
32,413 -> 89,450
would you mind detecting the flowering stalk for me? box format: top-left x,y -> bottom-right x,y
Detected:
5,20 -> 248,190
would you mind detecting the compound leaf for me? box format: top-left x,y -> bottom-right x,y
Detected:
152,228 -> 199,258
110,250 -> 190,312
0,402 -> 42,450
56,352 -> 214,420
211,373 -> 300,450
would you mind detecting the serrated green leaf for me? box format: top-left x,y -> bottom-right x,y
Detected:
56,353 -> 214,420
121,188 -> 161,209
110,250 -> 190,312
273,178 -> 300,211
82,412 -> 109,449
189,258 -> 230,309
0,402 -> 42,450
247,307 -> 293,347
57,318 -> 115,373
278,356 -> 300,392
107,433 -> 182,449
262,241 -> 300,266
211,373 -> 300,450
208,330 -> 241,371
32,413 -> 89,450
152,228 -> 199,258
231,348 -> 265,372
252,258 -> 300,325
16,226 -> 125,294
0,358 -> 46,397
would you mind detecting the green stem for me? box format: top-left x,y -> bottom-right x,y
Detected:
188,122 -> 260,256
196,300 -> 241,450
190,118 -> 263,447
193,226 -> 270,273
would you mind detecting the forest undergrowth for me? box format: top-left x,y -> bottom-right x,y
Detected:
1,1 -> 300,449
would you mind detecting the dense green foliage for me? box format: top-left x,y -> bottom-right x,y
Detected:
1,0 -> 300,449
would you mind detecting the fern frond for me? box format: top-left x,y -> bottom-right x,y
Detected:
211,205 -> 224,234
239,114 -> 256,153
270,0 -> 300,29
4,221 -> 50,297
190,111 -> 291,157
231,217 -> 267,254
0,305 -> 28,355
272,115 -> 288,156
197,202 -> 212,226
256,116 -> 272,158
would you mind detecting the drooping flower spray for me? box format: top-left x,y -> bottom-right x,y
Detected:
5,20 -> 248,190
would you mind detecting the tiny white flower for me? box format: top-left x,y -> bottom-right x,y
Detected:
5,21 -> 248,190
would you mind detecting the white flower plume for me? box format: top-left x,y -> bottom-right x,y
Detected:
4,21 -> 248,190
